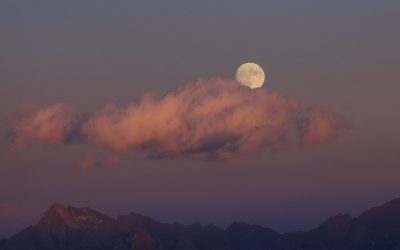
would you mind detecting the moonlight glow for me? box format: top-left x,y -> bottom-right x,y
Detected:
235,62 -> 265,89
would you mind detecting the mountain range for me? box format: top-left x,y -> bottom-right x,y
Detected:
2,198 -> 400,250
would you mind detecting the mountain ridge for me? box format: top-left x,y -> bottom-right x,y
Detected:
2,198 -> 400,249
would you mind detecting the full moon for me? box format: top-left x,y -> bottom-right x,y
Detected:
235,62 -> 265,89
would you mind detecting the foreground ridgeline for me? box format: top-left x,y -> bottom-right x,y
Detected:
2,198 -> 400,250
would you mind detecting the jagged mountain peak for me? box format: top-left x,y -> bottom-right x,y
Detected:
357,197 -> 400,223
123,211 -> 150,220
48,202 -> 66,210
301,213 -> 353,244
317,213 -> 353,231
3,197 -> 400,250
117,211 -> 162,231
39,203 -> 114,231
384,197 -> 400,206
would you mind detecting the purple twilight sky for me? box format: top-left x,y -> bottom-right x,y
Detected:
1,0 -> 400,239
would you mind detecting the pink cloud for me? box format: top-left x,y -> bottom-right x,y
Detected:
11,104 -> 79,147
297,107 -> 347,146
81,78 -> 299,159
10,77 -> 347,163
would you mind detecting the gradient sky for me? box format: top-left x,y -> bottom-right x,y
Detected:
1,0 -> 400,238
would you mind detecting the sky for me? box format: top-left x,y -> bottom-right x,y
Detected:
1,0 -> 400,238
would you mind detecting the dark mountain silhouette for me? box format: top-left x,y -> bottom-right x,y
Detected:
345,198 -> 400,249
1,203 -> 123,250
224,222 -> 282,250
2,198 -> 400,250
284,213 -> 353,249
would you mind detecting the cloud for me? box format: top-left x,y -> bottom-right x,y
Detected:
11,104 -> 79,146
297,107 -> 347,146
10,77 -> 347,163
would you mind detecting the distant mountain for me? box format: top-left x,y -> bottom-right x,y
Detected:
2,198 -> 400,249
284,213 -> 353,249
346,198 -> 400,249
225,222 -> 282,250
2,203 -> 123,250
